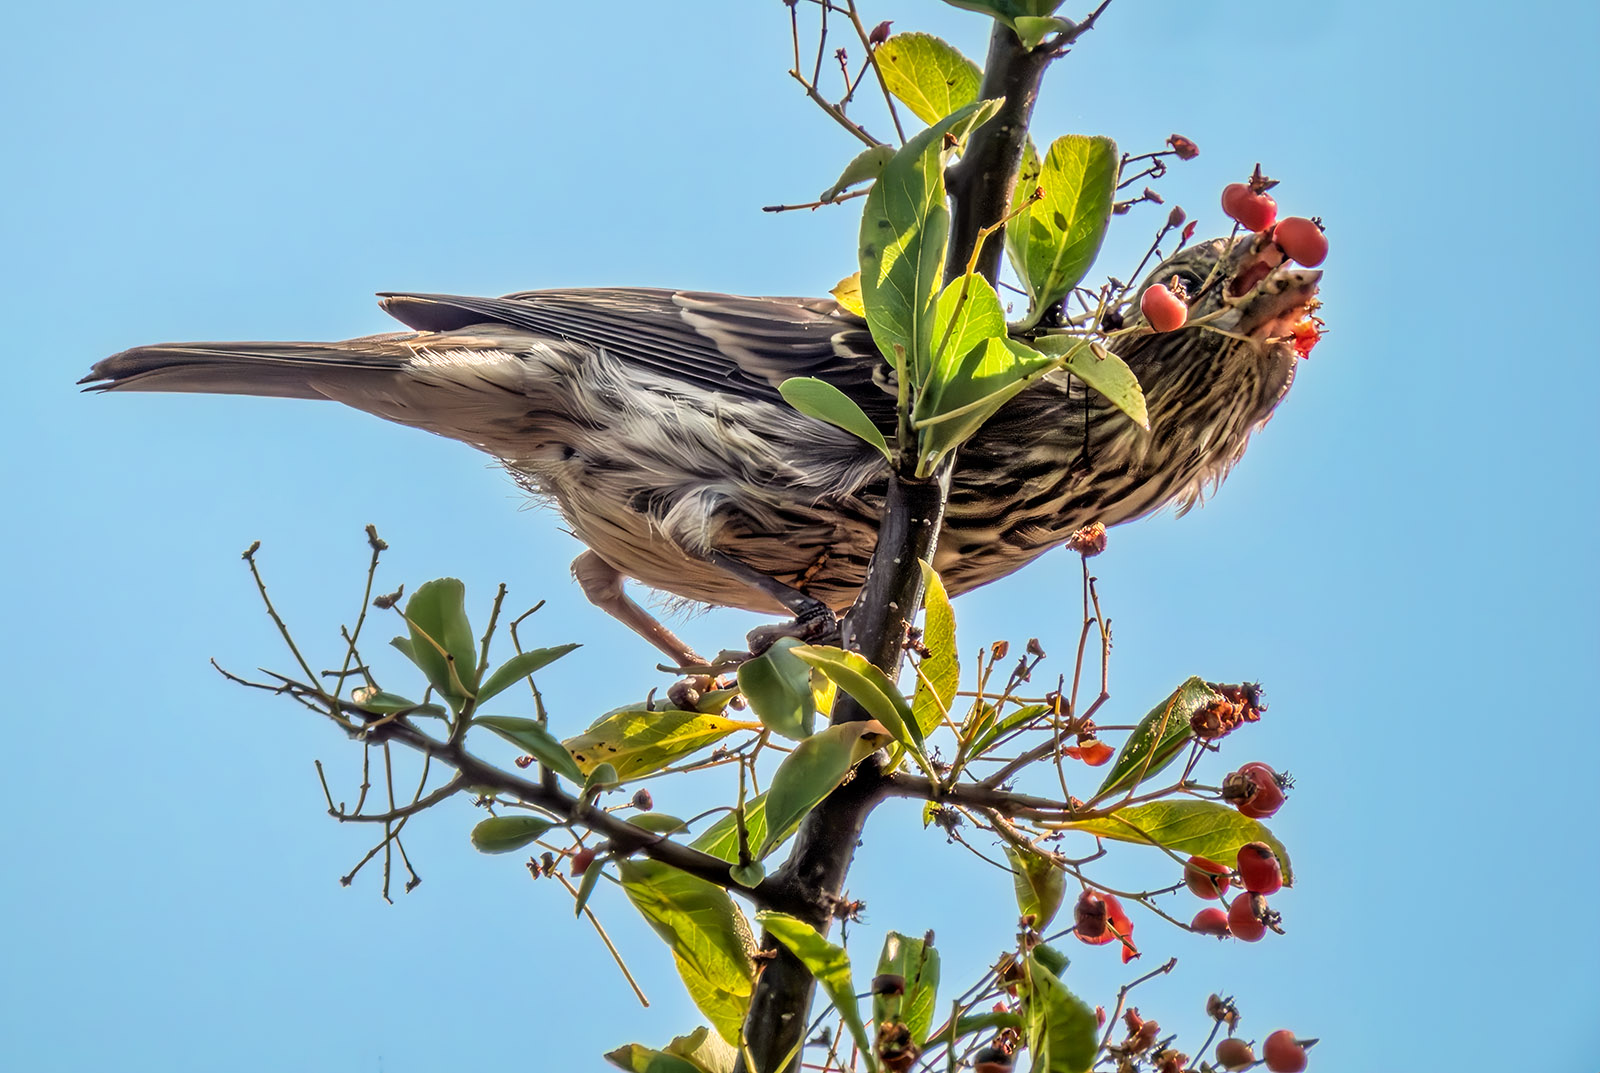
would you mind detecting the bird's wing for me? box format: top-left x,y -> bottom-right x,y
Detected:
378,288 -> 894,424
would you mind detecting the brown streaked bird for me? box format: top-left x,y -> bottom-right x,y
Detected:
82,235 -> 1320,663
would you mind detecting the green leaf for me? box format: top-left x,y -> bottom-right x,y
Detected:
914,335 -> 1058,471
953,1009 -> 1025,1038
469,814 -> 555,854
912,562 -> 960,739
603,1044 -> 704,1073
1005,843 -> 1066,929
821,143 -> 896,203
729,862 -> 766,889
1006,135 -> 1118,327
584,762 -> 620,797
349,687 -> 448,720
1094,676 -> 1220,799
875,931 -> 942,1045
778,377 -> 892,462
790,645 -> 925,759
1011,15 -> 1073,48
859,99 -> 1004,383
969,703 -> 1050,757
473,715 -> 585,783
476,643 -> 581,705
1059,799 -> 1294,884
1019,952 -> 1097,1073
1031,336 -> 1149,430
758,913 -> 875,1070
924,270 -> 1009,389
759,721 -> 893,858
941,0 -> 1067,21
663,1026 -> 738,1073
737,638 -> 817,741
396,578 -> 479,700
628,813 -> 690,835
621,860 -> 756,1045
573,853 -> 605,916
563,708 -> 759,780
690,794 -> 771,863
875,32 -> 981,125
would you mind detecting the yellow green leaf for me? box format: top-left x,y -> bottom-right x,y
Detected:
563,709 -> 760,779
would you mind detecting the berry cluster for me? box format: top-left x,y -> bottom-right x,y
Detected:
1140,164 -> 1328,342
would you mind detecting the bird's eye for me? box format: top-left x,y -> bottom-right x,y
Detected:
1174,269 -> 1206,293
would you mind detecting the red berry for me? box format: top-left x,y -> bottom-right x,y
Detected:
1263,1030 -> 1308,1072
1227,893 -> 1268,942
1190,907 -> 1230,937
1214,1038 -> 1256,1071
1221,182 -> 1278,232
1225,761 -> 1288,819
1272,216 -> 1327,267
1184,856 -> 1232,899
1237,842 -> 1284,894
570,847 -> 596,876
1140,283 -> 1188,332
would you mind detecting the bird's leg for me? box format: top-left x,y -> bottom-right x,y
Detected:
705,550 -> 842,653
571,551 -> 709,669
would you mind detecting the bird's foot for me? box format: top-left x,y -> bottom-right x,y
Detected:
745,601 -> 842,655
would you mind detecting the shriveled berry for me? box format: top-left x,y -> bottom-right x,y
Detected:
1140,283 -> 1188,332
1129,1018 -> 1160,1053
871,973 -> 906,996
1190,906 -> 1230,937
1263,1030 -> 1308,1072
1221,182 -> 1278,232
1214,1037 -> 1256,1071
1074,889 -> 1110,942
571,847 -> 596,876
1168,134 -> 1199,160
973,1045 -> 1015,1073
1272,216 -> 1327,267
1237,842 -> 1283,895
1228,893 -> 1268,942
1184,855 -> 1232,899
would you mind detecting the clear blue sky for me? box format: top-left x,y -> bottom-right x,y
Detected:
5,2 -> 1596,1070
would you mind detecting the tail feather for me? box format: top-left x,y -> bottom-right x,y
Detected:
79,334 -> 415,400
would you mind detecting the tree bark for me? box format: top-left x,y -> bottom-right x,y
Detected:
735,21 -> 1055,1072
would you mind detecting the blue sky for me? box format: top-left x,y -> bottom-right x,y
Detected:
5,2 -> 1596,1071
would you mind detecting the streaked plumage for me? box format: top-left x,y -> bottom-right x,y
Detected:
82,236 -> 1319,619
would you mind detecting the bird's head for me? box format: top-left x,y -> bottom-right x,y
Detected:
1125,232 -> 1323,429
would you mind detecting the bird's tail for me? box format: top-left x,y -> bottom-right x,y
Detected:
79,333 -> 416,400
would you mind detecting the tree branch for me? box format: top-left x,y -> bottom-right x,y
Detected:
734,19 -> 1059,1073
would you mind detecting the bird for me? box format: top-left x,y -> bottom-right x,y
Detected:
82,233 -> 1320,664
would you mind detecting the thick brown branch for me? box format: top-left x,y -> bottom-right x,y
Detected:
734,19 -> 1062,1073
